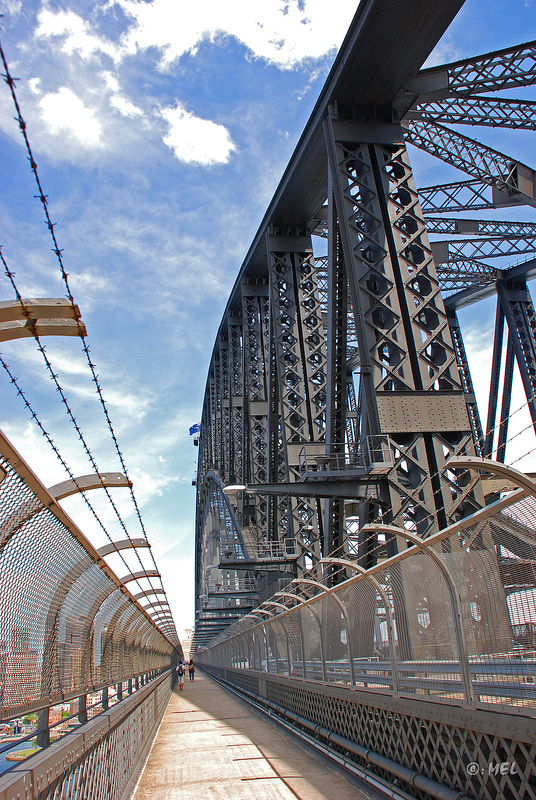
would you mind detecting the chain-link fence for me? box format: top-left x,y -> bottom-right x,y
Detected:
0,431 -> 180,723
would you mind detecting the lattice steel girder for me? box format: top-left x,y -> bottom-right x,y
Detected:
324,118 -> 483,536
436,259 -> 498,292
267,235 -> 327,447
443,256 -> 536,311
406,96 -> 536,130
419,180 -> 495,213
425,217 -> 536,237
402,39 -> 536,106
241,284 -> 270,546
497,279 -> 536,432
404,120 -> 536,208
267,233 -> 326,566
431,235 -> 536,264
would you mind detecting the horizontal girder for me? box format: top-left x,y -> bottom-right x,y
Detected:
407,96 -> 536,130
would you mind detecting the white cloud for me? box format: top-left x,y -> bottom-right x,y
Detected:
36,8 -> 119,63
39,87 -> 102,147
101,71 -> 120,93
36,1 -> 356,72
161,103 -> 236,165
29,77 -> 41,95
110,94 -> 144,118
100,71 -> 144,118
117,0 -> 356,69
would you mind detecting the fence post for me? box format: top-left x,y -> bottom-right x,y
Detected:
36,707 -> 50,748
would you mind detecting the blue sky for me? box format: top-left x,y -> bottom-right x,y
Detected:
0,0 -> 535,638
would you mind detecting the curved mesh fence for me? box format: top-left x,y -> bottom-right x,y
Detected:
0,432 -> 179,721
198,486 -> 536,713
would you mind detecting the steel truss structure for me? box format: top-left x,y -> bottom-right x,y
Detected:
193,0 -> 536,649
198,475 -> 536,800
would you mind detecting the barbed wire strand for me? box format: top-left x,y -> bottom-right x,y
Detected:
0,44 -> 177,643
0,251 -> 175,637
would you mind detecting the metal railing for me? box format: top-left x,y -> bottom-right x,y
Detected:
0,669 -> 174,800
298,436 -> 393,479
207,577 -> 256,593
199,488 -> 536,709
219,538 -> 298,562
196,466 -> 536,799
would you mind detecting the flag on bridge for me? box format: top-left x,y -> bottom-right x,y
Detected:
189,423 -> 201,436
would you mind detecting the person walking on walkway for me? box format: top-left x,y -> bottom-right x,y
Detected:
188,660 -> 195,681
176,663 -> 185,691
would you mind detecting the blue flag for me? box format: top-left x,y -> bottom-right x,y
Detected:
189,423 -> 201,436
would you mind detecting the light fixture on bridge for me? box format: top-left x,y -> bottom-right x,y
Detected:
222,484 -> 246,493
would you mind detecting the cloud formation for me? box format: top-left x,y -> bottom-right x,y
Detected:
36,8 -> 120,62
39,87 -> 102,146
161,103 -> 236,165
36,1 -> 356,70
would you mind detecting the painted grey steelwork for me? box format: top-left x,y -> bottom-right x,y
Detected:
193,0 -> 536,652
197,467 -> 536,799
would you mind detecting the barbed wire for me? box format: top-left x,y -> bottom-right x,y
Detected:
0,347 -> 177,640
0,43 -> 178,643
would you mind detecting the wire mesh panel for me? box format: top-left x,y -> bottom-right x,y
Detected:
338,578 -> 396,691
0,670 -> 173,800
0,437 -> 178,722
280,612 -> 304,677
296,603 -> 324,681
198,486 -> 536,716
376,551 -> 466,700
269,619 -> 290,675
320,594 -> 352,684
433,495 -> 536,710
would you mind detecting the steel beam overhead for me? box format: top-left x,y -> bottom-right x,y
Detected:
97,538 -> 150,557
406,96 -> 536,130
193,0 -> 536,649
49,472 -> 132,500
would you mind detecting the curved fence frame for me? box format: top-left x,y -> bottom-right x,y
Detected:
0,429 -> 181,723
198,472 -> 536,713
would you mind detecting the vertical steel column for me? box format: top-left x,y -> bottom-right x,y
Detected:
497,335 -> 515,463
242,285 -> 270,549
78,694 -> 87,724
267,230 -> 327,569
484,297 -> 505,459
218,340 -> 229,482
325,117 -> 482,537
228,315 -> 244,484
448,309 -> 485,457
498,279 -> 536,433
324,180 -> 348,566
36,708 -> 50,749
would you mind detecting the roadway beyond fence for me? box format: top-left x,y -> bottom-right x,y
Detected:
131,670 -> 373,800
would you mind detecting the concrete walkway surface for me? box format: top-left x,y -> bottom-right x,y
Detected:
131,671 -> 374,800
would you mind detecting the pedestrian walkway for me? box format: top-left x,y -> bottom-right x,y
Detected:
131,671 -> 373,800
